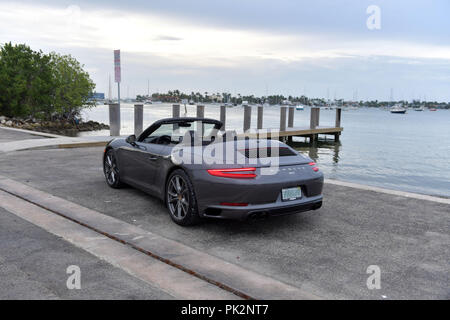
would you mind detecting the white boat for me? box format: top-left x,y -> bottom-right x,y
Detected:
329,104 -> 337,110
390,104 -> 407,114
295,104 -> 305,111
414,106 -> 424,111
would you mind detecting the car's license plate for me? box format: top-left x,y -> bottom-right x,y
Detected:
282,187 -> 302,201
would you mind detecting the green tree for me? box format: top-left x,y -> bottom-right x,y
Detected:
0,43 -> 53,118
48,52 -> 96,120
0,43 -> 95,121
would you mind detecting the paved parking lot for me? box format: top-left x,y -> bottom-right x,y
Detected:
1,146 -> 448,299
0,207 -> 173,299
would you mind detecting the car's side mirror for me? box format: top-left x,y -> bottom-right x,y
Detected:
126,134 -> 137,146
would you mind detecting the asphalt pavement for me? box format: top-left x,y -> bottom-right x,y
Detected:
0,146 -> 448,299
0,207 -> 173,299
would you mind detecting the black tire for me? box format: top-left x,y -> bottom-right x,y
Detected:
165,169 -> 201,226
103,149 -> 123,188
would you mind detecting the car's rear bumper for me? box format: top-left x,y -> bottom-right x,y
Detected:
188,163 -> 324,220
201,195 -> 323,220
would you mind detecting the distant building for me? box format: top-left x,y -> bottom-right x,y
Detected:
208,93 -> 223,102
90,92 -> 105,100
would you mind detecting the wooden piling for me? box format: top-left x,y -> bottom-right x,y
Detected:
220,105 -> 226,131
335,107 -> 342,127
257,106 -> 263,129
243,105 -> 252,132
197,105 -> 205,118
288,107 -> 294,128
109,103 -> 120,136
134,104 -> 143,137
310,107 -> 320,129
316,108 -> 320,127
280,106 -> 287,132
172,104 -> 180,118
334,133 -> 340,142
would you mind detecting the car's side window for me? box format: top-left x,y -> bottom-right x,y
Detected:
142,124 -> 175,144
140,121 -> 219,145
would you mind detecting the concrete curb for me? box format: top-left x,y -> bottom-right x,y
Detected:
0,137 -> 111,153
0,175 -> 320,300
0,138 -> 104,153
325,179 -> 450,205
0,126 -> 114,152
49,141 -> 108,149
0,125 -> 66,138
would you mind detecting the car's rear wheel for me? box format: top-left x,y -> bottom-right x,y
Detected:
166,169 -> 200,226
104,149 -> 123,188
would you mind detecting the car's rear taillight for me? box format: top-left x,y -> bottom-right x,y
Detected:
207,167 -> 257,179
220,202 -> 248,206
309,162 -> 319,172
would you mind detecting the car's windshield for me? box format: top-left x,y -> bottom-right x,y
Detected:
142,120 -> 218,145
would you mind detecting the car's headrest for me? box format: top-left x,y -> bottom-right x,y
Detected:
222,130 -> 237,142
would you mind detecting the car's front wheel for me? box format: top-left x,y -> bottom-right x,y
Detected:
104,149 -> 123,188
166,169 -> 200,226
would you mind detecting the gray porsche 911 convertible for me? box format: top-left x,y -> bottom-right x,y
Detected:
103,117 -> 323,226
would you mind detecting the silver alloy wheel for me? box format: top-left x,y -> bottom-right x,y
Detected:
104,153 -> 118,185
167,175 -> 189,219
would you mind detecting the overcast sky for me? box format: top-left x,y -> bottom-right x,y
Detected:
1,0 -> 449,101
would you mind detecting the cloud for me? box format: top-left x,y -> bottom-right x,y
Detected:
1,1 -> 450,101
154,35 -> 183,41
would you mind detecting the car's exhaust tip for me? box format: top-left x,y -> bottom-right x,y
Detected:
247,211 -> 269,221
313,201 -> 323,210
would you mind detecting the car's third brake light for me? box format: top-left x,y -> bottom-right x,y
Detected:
207,167 -> 257,179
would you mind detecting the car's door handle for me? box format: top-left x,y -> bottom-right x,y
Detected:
148,156 -> 158,161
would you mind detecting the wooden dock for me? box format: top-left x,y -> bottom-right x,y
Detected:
244,126 -> 343,142
109,103 -> 343,142
236,105 -> 343,142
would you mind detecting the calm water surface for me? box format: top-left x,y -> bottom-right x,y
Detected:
81,104 -> 450,198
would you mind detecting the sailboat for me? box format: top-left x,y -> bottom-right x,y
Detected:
390,104 -> 407,114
